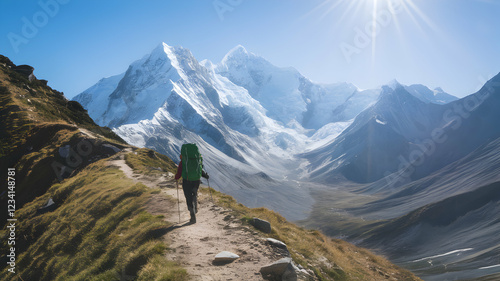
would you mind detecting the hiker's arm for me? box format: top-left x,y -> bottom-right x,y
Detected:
202,170 -> 209,179
175,161 -> 182,180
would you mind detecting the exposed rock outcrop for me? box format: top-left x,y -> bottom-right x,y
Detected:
13,64 -> 37,82
252,217 -> 272,233
260,257 -> 297,281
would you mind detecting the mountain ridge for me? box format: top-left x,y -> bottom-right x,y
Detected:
301,74 -> 500,280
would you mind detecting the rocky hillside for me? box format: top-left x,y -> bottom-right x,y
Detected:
0,55 -> 421,280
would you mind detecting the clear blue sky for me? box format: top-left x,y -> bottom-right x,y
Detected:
1,0 -> 499,99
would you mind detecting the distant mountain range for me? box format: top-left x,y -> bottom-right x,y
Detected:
301,74 -> 500,280
73,42 -> 457,195
74,42 -> 500,280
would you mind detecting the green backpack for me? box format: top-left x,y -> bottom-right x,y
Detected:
181,143 -> 203,181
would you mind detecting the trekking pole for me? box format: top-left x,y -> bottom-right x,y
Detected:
207,178 -> 214,203
176,180 -> 181,223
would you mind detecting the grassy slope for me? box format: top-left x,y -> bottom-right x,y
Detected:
0,55 -> 123,158
1,160 -> 186,281
125,148 -> 177,177
0,55 -> 127,221
206,188 -> 421,281
0,55 -> 186,280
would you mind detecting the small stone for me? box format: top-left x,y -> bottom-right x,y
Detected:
266,238 -> 287,249
214,251 -> 240,263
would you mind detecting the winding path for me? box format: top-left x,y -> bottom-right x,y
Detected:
108,151 -> 288,280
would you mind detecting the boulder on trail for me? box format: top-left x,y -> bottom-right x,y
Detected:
260,257 -> 297,281
282,262 -> 298,281
252,217 -> 272,233
266,238 -> 290,257
213,251 -> 239,264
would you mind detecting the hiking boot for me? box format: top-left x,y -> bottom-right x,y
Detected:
190,214 -> 196,224
190,210 -> 196,224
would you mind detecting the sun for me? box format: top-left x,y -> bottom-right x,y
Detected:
304,0 -> 436,65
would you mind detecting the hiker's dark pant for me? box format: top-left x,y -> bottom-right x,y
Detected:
182,180 -> 200,213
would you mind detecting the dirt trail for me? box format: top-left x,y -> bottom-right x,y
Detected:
108,152 -> 288,281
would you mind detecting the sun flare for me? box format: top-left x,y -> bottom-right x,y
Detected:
305,0 -> 436,66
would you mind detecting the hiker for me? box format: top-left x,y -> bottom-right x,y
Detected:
175,143 -> 209,224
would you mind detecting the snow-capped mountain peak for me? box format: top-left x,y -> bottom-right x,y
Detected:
221,44 -> 250,64
386,79 -> 402,89
434,86 -> 445,93
216,44 -> 276,77
150,42 -> 182,72
213,45 -> 380,129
